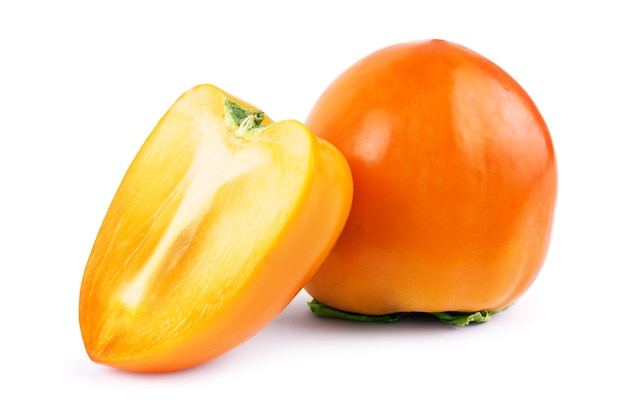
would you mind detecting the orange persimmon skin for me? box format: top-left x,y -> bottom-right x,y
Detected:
304,40 -> 557,315
79,85 -> 352,372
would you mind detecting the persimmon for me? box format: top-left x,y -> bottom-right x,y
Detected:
79,84 -> 353,372
304,40 -> 557,325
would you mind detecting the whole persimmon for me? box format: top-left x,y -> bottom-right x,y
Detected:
304,40 -> 557,325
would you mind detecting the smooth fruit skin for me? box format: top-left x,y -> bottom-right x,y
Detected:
79,85 -> 353,372
304,40 -> 557,315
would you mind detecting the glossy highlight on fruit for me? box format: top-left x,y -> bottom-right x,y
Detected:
304,40 -> 557,321
79,84 -> 353,372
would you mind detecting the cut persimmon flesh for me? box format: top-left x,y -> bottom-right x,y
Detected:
79,84 -> 353,372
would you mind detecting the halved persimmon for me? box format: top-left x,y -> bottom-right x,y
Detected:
79,84 -> 353,372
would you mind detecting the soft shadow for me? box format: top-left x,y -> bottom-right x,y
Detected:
70,343 -> 248,381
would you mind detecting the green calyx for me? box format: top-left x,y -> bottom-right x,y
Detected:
431,310 -> 494,326
308,299 -> 406,323
307,299 -> 502,326
223,98 -> 267,138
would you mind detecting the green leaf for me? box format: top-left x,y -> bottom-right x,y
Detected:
308,299 -> 505,326
307,299 -> 406,323
431,310 -> 494,326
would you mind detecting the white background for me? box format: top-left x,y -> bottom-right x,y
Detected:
2,1 -> 624,415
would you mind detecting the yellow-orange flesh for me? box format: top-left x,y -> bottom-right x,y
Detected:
79,85 -> 353,372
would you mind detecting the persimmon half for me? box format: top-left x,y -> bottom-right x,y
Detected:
304,40 -> 557,324
79,84 -> 353,372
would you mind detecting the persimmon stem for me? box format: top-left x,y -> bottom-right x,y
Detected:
224,98 -> 266,138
